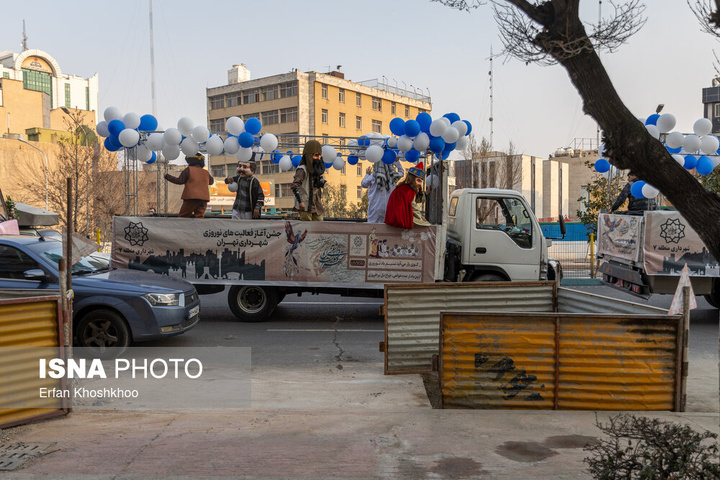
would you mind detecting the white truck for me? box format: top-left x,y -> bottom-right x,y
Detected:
597,210 -> 720,307
111,188 -> 564,321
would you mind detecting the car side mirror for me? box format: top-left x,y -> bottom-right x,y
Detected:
559,216 -> 566,236
24,269 -> 49,282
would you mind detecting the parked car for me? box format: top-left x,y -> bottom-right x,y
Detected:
0,235 -> 200,355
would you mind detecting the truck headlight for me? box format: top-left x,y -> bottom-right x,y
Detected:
143,292 -> 181,306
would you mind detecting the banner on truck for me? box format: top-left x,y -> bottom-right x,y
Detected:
111,217 -> 437,286
597,213 -> 642,262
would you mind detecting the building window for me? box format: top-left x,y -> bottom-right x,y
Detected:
279,183 -> 294,197
262,110 -> 279,125
209,119 -> 225,132
405,105 -> 410,117
211,165 -> 226,177
339,112 -> 346,128
322,109 -> 328,124
64,84 -> 71,107
22,69 -> 52,105
280,82 -> 297,98
210,95 -> 225,110
275,184 -> 281,197
356,92 -> 362,107
391,102 -> 396,115
321,84 -> 328,99
280,107 -> 298,123
226,93 -> 241,107
715,104 -> 720,118
356,116 -> 362,130
2,72 -> 8,79
371,119 -> 382,133
261,86 -> 277,101
243,88 -> 259,104
357,165 -> 363,176
340,185 -> 347,198
322,134 -> 329,144
357,186 -> 363,199
85,86 -> 89,110
372,97 -> 381,111
341,164 -> 346,175
263,161 -> 279,174
339,88 -> 345,103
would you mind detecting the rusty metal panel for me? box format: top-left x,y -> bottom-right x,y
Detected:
0,294 -> 68,428
385,282 -> 556,374
440,312 -> 682,411
557,287 -> 668,315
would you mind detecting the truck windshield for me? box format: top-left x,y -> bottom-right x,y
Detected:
475,197 -> 533,248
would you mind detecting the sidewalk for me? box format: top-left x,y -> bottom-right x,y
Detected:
1,362 -> 718,479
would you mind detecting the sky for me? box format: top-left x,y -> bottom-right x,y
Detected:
1,1 -> 717,159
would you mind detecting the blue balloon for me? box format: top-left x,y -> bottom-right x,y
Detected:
238,132 -> 255,148
108,119 -> 125,136
443,112 -> 461,124
594,158 -> 610,173
146,152 -> 157,164
358,136 -> 370,147
347,155 -> 359,165
443,141 -> 457,152
696,156 -> 714,175
416,112 -> 432,133
382,148 -> 397,164
291,155 -> 302,168
403,120 -> 420,138
463,119 -> 472,135
104,136 -> 121,152
272,150 -> 282,163
645,114 -> 660,126
683,155 -> 698,170
666,146 -> 682,154
438,150 -> 451,160
324,161 -> 333,168
631,180 -> 646,198
138,114 -> 158,131
404,149 -> 420,163
389,117 -> 405,136
244,117 -> 262,135
429,136 -> 446,153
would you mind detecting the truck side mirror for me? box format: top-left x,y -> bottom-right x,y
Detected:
559,216 -> 566,236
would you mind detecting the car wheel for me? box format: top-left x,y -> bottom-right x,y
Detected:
75,309 -> 131,357
704,279 -> 720,308
228,285 -> 279,322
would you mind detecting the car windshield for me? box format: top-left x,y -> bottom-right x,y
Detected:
26,241 -> 110,275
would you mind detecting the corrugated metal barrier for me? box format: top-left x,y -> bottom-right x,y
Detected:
439,311 -> 683,411
0,293 -> 69,428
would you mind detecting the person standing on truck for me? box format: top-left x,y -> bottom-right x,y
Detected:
224,152 -> 264,219
384,162 -> 427,229
611,171 -> 656,213
292,140 -> 326,221
164,153 -> 213,218
361,161 -> 404,223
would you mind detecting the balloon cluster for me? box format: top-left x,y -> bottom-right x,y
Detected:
96,107 -> 160,163
387,112 -> 472,162
593,111 -> 720,199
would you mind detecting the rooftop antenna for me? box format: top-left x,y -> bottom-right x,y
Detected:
149,0 -> 157,116
21,20 -> 28,51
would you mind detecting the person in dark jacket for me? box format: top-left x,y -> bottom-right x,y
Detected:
164,153 -> 214,218
611,172 -> 656,213
224,153 -> 264,219
291,140 -> 326,221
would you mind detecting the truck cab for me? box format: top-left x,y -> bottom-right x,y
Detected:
444,188 -> 551,282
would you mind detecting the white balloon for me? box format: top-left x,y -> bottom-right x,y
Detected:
451,120 -> 468,137
440,117 -> 452,127
96,121 -> 110,137
700,135 -> 719,155
191,125 -> 210,144
693,118 -> 713,136
226,116 -> 245,136
136,145 -> 153,162
441,126 -> 460,143
429,118 -> 448,137
119,128 -> 140,148
228,182 -> 239,193
426,174 -> 440,189
665,131 -> 684,149
163,128 -> 182,146
333,156 -> 344,170
122,113 -> 141,130
279,155 -> 293,171
656,113 -> 676,133
641,183 -> 659,198
456,136 -> 469,150
683,134 -> 701,153
145,132 -> 164,150
177,117 -> 194,136
368,133 -> 384,146
103,106 -> 123,122
205,135 -> 224,156
397,135 -> 413,153
413,132 -> 430,151
672,154 -> 685,166
180,137 -> 199,156
223,136 -> 240,154
386,137 -> 398,148
260,133 -> 278,152
322,145 -> 337,163
236,147 -> 253,162
347,139 -> 359,148
713,156 -> 720,168
162,144 -> 180,160
645,124 -> 660,140
365,145 -> 384,163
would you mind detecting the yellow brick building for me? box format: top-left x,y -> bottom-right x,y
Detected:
206,65 -> 432,215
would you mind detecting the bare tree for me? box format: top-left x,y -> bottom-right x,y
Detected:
688,0 -> 720,36
434,0 -> 720,262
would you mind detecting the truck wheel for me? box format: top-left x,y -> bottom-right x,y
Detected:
228,285 -> 279,322
704,280 -> 720,308
75,309 -> 131,358
471,273 -> 505,282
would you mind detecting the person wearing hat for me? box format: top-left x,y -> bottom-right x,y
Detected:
164,153 -> 214,218
361,160 -> 404,223
224,152 -> 264,219
611,171 -> 656,213
384,162 -> 428,229
292,140 -> 326,221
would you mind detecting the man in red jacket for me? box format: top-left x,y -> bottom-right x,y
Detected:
384,162 -> 425,229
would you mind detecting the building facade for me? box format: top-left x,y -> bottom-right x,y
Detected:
206,65 -> 432,214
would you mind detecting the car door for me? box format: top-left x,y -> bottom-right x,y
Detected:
0,244 -> 57,291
